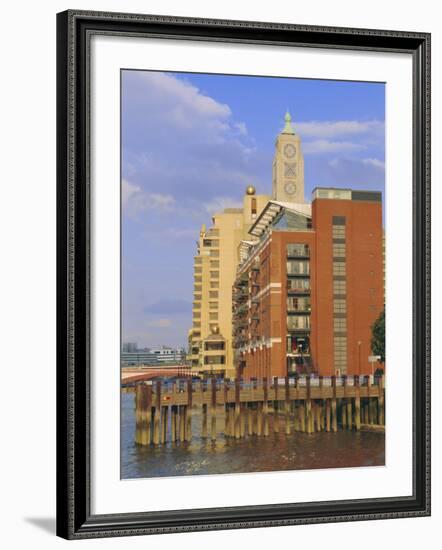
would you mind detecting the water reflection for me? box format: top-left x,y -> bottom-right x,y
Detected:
121,392 -> 385,479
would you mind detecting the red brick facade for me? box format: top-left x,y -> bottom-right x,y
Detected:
233,191 -> 384,379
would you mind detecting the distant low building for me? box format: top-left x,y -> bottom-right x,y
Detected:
151,347 -> 186,364
121,350 -> 159,366
122,342 -> 138,353
121,345 -> 186,366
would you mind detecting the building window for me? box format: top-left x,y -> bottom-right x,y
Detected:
194,266 -> 202,274
251,198 -> 257,216
204,341 -> 225,351
203,239 -> 219,247
193,302 -> 201,309
288,278 -> 310,291
194,275 -> 202,283
193,321 -> 201,328
287,244 -> 310,257
334,336 -> 347,373
204,355 -> 225,365
287,260 -> 310,275
333,262 -> 346,276
209,291 -> 218,299
333,279 -> 346,294
287,297 -> 311,311
193,311 -> 201,318
332,225 -> 346,239
209,302 -> 218,310
210,250 -> 219,257
210,260 -> 220,268
210,281 -> 219,289
333,299 -> 347,313
194,293 -> 202,301
210,271 -> 219,279
287,315 -> 311,330
209,312 -> 218,321
334,317 -> 347,332
333,243 -> 346,258
194,285 -> 202,292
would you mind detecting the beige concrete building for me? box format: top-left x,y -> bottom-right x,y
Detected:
188,111 -> 305,377
188,189 -> 269,377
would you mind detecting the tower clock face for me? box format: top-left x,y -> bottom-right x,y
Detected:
284,143 -> 296,158
284,182 -> 297,195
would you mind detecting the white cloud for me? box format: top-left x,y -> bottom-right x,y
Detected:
234,122 -> 248,136
303,140 -> 366,154
134,72 -> 233,137
361,158 -> 385,170
295,120 -> 384,139
123,179 -> 175,217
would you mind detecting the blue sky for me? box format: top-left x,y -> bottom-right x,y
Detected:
122,70 -> 385,349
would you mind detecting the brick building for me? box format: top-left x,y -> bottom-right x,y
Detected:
233,188 -> 384,378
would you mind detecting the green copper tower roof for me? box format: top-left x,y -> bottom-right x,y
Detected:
282,110 -> 295,134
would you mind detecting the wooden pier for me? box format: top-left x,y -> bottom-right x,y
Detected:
130,375 -> 385,446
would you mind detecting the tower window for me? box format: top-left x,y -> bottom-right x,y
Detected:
251,198 -> 257,216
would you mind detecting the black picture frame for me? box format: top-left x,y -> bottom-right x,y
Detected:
56,9 -> 431,539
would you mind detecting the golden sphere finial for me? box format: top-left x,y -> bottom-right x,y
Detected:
211,325 -> 220,335
246,185 -> 256,196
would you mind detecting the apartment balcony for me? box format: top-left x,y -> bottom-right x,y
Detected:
287,325 -> 311,333
286,245 -> 310,259
287,286 -> 311,295
287,305 -> 311,313
287,272 -> 310,278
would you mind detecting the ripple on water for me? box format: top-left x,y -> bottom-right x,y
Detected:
121,393 -> 385,479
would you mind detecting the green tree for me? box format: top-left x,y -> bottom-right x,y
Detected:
371,306 -> 385,363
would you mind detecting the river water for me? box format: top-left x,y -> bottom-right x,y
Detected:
121,392 -> 385,479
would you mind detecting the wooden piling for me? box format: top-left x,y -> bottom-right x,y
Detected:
263,378 -> 269,436
354,376 -> 361,431
247,403 -> 253,436
136,383 -> 153,446
306,400 -> 313,434
211,378 -> 217,441
153,381 -> 161,444
160,406 -> 167,444
257,401 -> 263,436
171,405 -> 177,442
316,402 -> 322,432
178,405 -> 185,442
234,379 -> 241,439
273,377 -> 280,433
378,375 -> 385,425
240,403 -> 246,437
326,399 -> 331,432
284,377 -> 291,435
186,379 -> 192,442
202,403 -> 208,439
347,400 -> 353,431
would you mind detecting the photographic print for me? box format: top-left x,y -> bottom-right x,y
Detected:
121,70 -> 386,480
